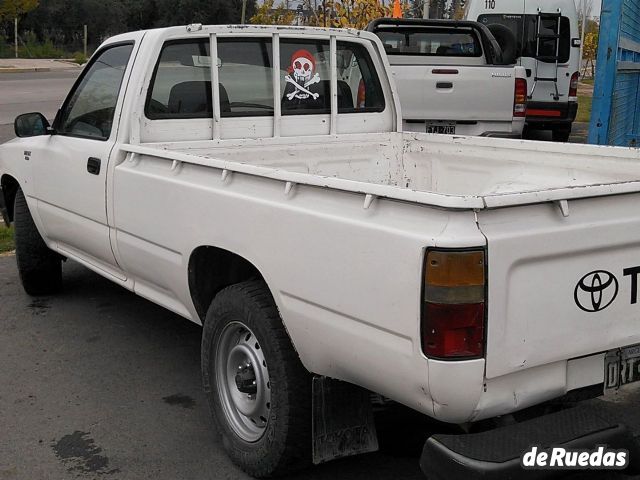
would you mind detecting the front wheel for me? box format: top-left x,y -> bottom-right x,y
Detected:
201,280 -> 311,477
13,187 -> 62,295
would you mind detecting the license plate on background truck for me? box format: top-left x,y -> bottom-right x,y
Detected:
605,344 -> 640,391
426,122 -> 456,135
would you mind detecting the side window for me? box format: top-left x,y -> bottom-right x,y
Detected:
146,38 -> 274,119
57,44 -> 133,140
280,40 -> 384,114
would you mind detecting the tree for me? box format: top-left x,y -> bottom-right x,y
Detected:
251,0 -> 402,29
0,0 -> 38,58
250,0 -> 295,25
308,0 -> 409,29
582,30 -> 598,77
0,0 -> 39,20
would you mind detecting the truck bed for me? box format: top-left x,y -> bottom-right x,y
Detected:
125,132 -> 640,210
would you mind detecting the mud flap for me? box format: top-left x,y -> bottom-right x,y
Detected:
312,376 -> 379,464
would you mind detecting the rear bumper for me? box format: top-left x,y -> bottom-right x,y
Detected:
403,120 -> 523,138
420,405 -> 638,480
0,185 -> 8,227
526,101 -> 578,130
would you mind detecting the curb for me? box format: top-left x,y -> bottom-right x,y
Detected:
0,67 -> 51,73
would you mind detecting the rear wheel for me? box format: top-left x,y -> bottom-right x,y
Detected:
552,127 -> 572,143
13,187 -> 62,295
201,280 -> 312,477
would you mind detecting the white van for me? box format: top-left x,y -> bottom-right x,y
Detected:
465,0 -> 581,142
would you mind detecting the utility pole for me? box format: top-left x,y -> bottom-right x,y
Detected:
15,17 -> 18,59
241,0 -> 247,24
423,0 -> 430,18
83,25 -> 88,57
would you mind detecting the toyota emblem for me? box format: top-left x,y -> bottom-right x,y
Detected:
574,270 -> 619,313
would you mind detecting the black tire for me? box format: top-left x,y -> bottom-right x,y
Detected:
487,24 -> 518,65
201,280 -> 312,477
552,127 -> 572,143
13,187 -> 62,295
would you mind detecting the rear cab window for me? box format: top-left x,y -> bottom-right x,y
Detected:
374,28 -> 483,57
145,36 -> 385,120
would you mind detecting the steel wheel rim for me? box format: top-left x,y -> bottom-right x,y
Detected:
215,321 -> 271,442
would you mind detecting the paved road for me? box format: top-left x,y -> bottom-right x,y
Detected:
0,71 -> 79,126
0,257 -> 432,480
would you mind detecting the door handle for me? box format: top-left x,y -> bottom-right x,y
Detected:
87,157 -> 101,175
436,82 -> 453,89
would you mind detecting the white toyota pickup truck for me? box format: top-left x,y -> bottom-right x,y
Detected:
2,24 -> 640,479
366,18 -> 527,138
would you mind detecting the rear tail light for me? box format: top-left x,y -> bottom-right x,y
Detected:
569,72 -> 579,98
421,249 -> 486,359
357,79 -> 366,108
513,78 -> 527,118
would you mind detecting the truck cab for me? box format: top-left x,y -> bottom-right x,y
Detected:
465,0 -> 581,142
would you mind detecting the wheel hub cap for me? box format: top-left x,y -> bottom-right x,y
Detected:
215,322 -> 271,442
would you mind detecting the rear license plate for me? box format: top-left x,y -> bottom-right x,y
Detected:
426,122 -> 456,135
604,344 -> 640,391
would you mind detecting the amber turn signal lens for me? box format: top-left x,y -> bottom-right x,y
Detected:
426,250 -> 485,287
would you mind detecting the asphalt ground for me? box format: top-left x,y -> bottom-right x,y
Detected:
0,256 -> 431,480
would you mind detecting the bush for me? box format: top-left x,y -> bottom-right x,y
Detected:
73,51 -> 88,65
17,31 -> 67,59
0,35 -> 11,58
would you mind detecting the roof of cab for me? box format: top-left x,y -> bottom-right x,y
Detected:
104,23 -> 381,43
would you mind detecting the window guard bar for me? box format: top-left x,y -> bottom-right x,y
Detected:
209,33 -> 220,140
273,33 -> 281,138
330,35 -> 337,135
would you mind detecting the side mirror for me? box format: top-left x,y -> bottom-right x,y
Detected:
14,112 -> 51,138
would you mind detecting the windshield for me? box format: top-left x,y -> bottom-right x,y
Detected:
478,14 -> 570,63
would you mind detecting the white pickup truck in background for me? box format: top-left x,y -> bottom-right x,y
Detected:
2,24 -> 640,480
367,18 -> 527,138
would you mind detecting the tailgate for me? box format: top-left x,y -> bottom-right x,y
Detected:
391,64 -> 516,122
478,193 -> 640,380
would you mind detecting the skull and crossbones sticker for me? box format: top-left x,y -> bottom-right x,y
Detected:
285,49 -> 321,101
